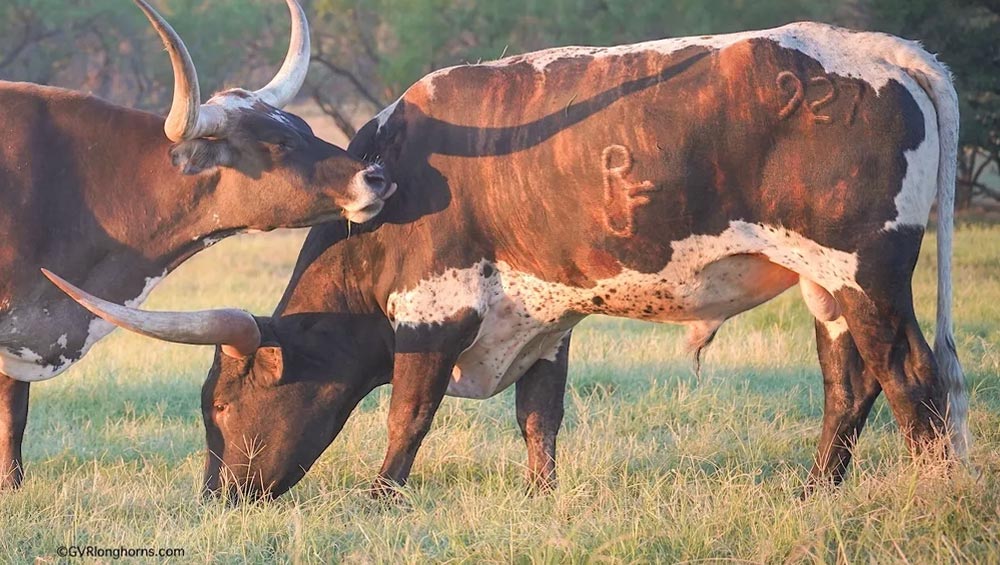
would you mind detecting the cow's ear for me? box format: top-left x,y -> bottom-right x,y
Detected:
169,139 -> 235,175
251,345 -> 284,386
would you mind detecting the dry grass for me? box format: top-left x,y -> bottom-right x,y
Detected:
1,225 -> 998,563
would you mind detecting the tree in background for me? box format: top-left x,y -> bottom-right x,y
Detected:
1,0 -> 288,110
860,0 -> 1000,206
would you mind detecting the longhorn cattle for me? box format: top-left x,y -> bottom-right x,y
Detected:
0,0 -> 394,488
51,22 -> 968,500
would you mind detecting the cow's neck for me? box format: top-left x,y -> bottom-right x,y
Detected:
275,221 -> 388,319
270,222 -> 397,390
73,112 -> 253,308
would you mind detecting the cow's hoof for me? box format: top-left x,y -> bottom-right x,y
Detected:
525,470 -> 557,496
525,479 -> 556,496
368,477 -> 404,502
0,466 -> 24,491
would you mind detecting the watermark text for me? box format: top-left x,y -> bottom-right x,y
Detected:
56,545 -> 185,560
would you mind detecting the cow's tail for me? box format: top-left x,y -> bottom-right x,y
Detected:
902,50 -> 968,458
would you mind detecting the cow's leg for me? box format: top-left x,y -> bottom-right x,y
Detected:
805,318 -> 881,493
837,230 -> 953,458
516,332 -> 570,493
372,315 -> 479,498
0,375 -> 30,489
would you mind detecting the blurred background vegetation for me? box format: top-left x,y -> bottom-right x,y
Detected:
1,0 -> 997,206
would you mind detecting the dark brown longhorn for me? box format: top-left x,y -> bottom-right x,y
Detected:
0,0 -> 394,489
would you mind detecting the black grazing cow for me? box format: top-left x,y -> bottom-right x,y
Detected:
51,22 -> 968,499
0,0 -> 394,488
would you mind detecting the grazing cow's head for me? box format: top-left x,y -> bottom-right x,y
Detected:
41,274 -> 386,500
198,315 -> 389,499
137,0 -> 393,224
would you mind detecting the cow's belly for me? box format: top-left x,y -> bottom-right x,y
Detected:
388,221 -> 860,399
443,255 -> 797,399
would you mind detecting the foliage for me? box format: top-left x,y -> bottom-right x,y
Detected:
0,1 -> 290,112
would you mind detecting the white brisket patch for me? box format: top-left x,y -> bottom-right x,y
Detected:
0,348 -> 73,381
81,270 -> 166,354
388,221 -> 859,398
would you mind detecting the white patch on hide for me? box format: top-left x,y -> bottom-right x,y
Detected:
0,347 -> 73,382
82,270 -> 166,358
81,317 -> 116,359
388,221 -> 859,399
540,331 -> 570,363
126,270 -> 166,309
0,267 -> 168,381
882,74 -> 940,230
822,317 -> 850,341
374,99 -> 401,133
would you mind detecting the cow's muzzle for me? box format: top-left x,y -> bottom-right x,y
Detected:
343,164 -> 396,223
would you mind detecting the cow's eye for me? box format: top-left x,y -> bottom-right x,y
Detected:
213,403 -> 227,413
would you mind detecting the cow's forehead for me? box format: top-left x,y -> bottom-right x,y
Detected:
201,88 -> 313,134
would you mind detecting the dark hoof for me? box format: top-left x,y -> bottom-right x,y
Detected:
0,463 -> 23,491
368,477 -> 405,502
525,472 -> 556,496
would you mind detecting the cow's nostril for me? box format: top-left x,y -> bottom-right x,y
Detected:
363,171 -> 386,187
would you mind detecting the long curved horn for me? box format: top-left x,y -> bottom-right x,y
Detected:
42,270 -> 261,358
252,0 -> 311,108
133,0 -> 225,141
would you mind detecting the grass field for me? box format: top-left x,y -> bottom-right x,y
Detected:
1,223 -> 998,563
